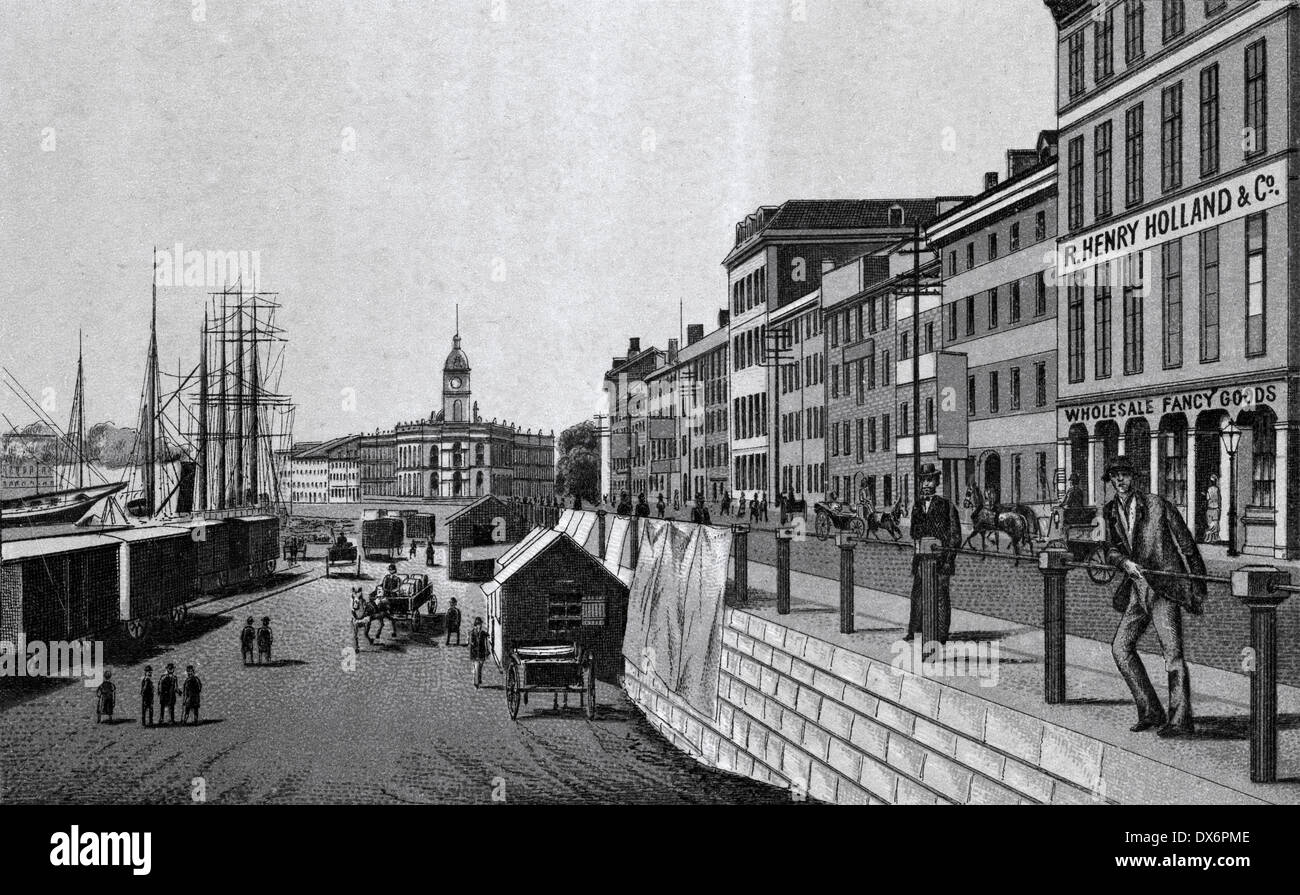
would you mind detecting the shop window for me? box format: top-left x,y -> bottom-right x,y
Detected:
1251,409 -> 1276,508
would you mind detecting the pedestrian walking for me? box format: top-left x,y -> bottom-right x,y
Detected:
907,463 -> 963,645
1100,456 -> 1205,738
635,492 -> 651,518
572,494 -> 582,510
469,616 -> 489,687
656,492 -> 666,519
158,662 -> 178,725
240,616 -> 256,665
1204,474 -> 1221,543
445,597 -> 462,646
425,539 -> 436,567
95,670 -> 116,724
760,492 -> 769,522
181,665 -> 202,725
256,616 -> 274,664
139,665 -> 155,728
616,491 -> 632,516
409,541 -> 417,559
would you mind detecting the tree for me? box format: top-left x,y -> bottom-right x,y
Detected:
555,420 -> 600,503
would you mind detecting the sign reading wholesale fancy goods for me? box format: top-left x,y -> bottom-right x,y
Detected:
1057,159 -> 1287,277
1062,382 -> 1282,424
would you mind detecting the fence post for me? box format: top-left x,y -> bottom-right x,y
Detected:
836,531 -> 855,633
1231,565 -> 1291,784
596,509 -> 607,558
630,514 -> 641,569
1038,548 -> 1070,704
732,523 -> 750,603
775,527 -> 793,615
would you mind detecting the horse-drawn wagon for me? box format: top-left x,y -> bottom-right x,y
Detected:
503,642 -> 597,720
812,501 -> 865,540
385,573 -> 436,633
1058,505 -> 1114,583
324,538 -> 359,578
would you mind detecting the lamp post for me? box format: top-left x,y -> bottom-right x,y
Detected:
1220,420 -> 1242,557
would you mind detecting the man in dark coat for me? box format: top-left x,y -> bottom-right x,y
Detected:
240,616 -> 257,666
907,463 -> 963,644
139,665 -> 154,727
616,491 -> 632,516
445,597 -> 462,646
1100,456 -> 1205,737
256,617 -> 274,664
635,493 -> 651,518
469,616 -> 490,688
158,662 -> 178,725
181,665 -> 202,725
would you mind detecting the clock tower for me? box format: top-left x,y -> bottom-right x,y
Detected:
442,331 -> 472,422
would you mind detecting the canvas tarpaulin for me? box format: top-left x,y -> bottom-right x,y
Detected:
622,519 -> 732,719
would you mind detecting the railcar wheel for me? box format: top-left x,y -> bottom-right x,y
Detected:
1085,545 -> 1116,584
814,512 -> 831,541
584,659 -> 597,719
506,665 -> 521,719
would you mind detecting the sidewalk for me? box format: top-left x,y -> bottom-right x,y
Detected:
740,557 -> 1300,804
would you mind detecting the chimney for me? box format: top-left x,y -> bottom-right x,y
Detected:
718,309 -> 730,328
628,337 -> 641,354
667,338 -> 679,361
1007,148 -> 1039,178
983,171 -> 1000,192
687,323 -> 705,345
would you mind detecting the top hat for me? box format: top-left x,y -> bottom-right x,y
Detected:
918,463 -> 941,481
388,564 -> 397,572
165,662 -> 175,671
1102,456 -> 1137,482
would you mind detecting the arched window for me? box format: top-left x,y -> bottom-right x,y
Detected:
453,399 -> 463,422
1251,407 -> 1277,507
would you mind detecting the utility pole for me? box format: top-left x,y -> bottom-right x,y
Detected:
912,221 -> 922,511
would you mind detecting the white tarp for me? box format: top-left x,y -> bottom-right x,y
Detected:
622,519 -> 732,719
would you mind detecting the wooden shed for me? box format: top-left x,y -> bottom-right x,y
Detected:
447,495 -> 530,581
482,530 -> 631,682
1,533 -> 121,643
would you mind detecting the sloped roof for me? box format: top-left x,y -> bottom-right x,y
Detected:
760,199 -> 945,232
480,530 -> 630,597
447,494 -> 508,523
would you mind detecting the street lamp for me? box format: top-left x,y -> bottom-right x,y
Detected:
1220,420 -> 1243,556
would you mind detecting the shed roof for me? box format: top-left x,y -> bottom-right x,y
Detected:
481,530 -> 630,597
2,533 -> 122,563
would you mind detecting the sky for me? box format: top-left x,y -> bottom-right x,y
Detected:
0,0 -> 1057,444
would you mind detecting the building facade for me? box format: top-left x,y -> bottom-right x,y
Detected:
771,288 -> 827,504
602,338 -> 667,501
1046,0 -> 1297,556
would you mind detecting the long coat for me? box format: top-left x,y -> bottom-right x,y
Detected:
910,494 -> 962,576
1101,491 -> 1206,614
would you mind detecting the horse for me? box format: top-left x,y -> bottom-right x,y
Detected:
351,586 -> 394,643
862,496 -> 904,541
962,484 -> 1034,555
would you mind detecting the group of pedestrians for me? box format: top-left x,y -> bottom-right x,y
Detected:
239,617 -> 276,665
95,663 -> 202,726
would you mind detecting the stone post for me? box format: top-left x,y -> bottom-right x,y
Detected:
836,531 -> 855,634
775,527 -> 793,615
1231,565 -> 1291,783
732,523 -> 750,603
1039,548 -> 1070,704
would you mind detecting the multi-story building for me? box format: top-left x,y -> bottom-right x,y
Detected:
644,339 -> 682,502
1046,0 -> 1296,556
928,134 -> 1061,511
1,457 -> 55,495
771,288 -> 827,503
357,430 -> 396,498
723,199 -> 966,502
602,338 -> 667,501
680,317 -> 732,503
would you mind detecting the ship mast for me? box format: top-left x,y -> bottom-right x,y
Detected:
197,309 -> 209,512
249,290 -> 260,506
217,288 -> 228,510
74,330 -> 85,490
234,279 -> 245,507
144,248 -> 159,517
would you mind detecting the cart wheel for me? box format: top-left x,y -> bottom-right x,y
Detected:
814,512 -> 831,541
1085,545 -> 1116,584
124,618 -> 147,640
506,665 -> 521,719
584,658 -> 597,719
847,516 -> 866,538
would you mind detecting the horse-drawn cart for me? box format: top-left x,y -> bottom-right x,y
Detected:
812,501 -> 865,540
504,642 -> 597,720
324,539 -> 359,578
385,573 -> 436,633
1058,505 -> 1115,584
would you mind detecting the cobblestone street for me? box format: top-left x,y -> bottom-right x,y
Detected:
0,548 -> 788,805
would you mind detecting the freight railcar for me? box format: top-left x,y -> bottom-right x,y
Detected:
0,533 -> 121,643
361,517 -> 404,560
105,526 -> 198,639
175,517 -> 232,594
226,515 -> 280,583
403,512 -> 435,543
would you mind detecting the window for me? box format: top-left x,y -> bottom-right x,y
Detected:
1125,103 -> 1144,207
1067,135 -> 1084,231
1010,367 -> 1021,411
989,371 -> 1000,414
1122,251 -> 1145,374
1252,410 -> 1276,507
1199,226 -> 1219,362
948,250 -> 957,277
924,321 -> 935,354
867,353 -> 876,390
1199,63 -> 1219,176
889,205 -> 905,227
1035,362 -> 1047,407
1010,280 -> 1021,323
868,417 -> 877,453
966,243 -> 975,270
1095,4 -> 1114,82
1161,82 -> 1183,193
547,586 -> 584,634
856,418 -> 864,462
988,288 -> 999,329
1095,261 -> 1112,379
925,398 -> 934,434
965,296 -> 975,335
830,315 -> 839,348
1035,211 -> 1046,241
1035,271 -> 1047,316
1068,275 -> 1085,383
1068,28 -> 1086,98
900,402 -> 910,437
1162,0 -> 1184,43
988,232 -> 999,261
882,414 -> 891,447
1010,222 -> 1021,252
1160,423 -> 1188,506
1162,239 -> 1183,368
967,375 -> 976,416
1094,120 -> 1113,219
1246,212 -> 1266,357
1012,454 -> 1023,503
899,331 -> 911,362
1124,0 -> 1144,64
882,350 -> 891,385
946,302 -> 957,342
1037,452 -> 1049,501
1244,39 -> 1267,156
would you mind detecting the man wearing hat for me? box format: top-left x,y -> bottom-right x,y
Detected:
907,463 -> 963,644
158,662 -> 179,725
381,563 -> 403,600
1100,455 -> 1205,738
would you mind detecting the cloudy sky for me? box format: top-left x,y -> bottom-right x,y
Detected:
0,0 -> 1056,443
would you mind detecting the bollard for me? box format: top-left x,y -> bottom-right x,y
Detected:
1231,565 -> 1291,784
732,524 -> 750,603
836,531 -> 855,633
630,514 -> 641,569
915,537 -> 941,649
1038,548 -> 1070,704
775,527 -> 793,615
596,509 -> 607,558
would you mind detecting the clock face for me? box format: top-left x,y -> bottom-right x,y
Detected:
449,377 -> 462,390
